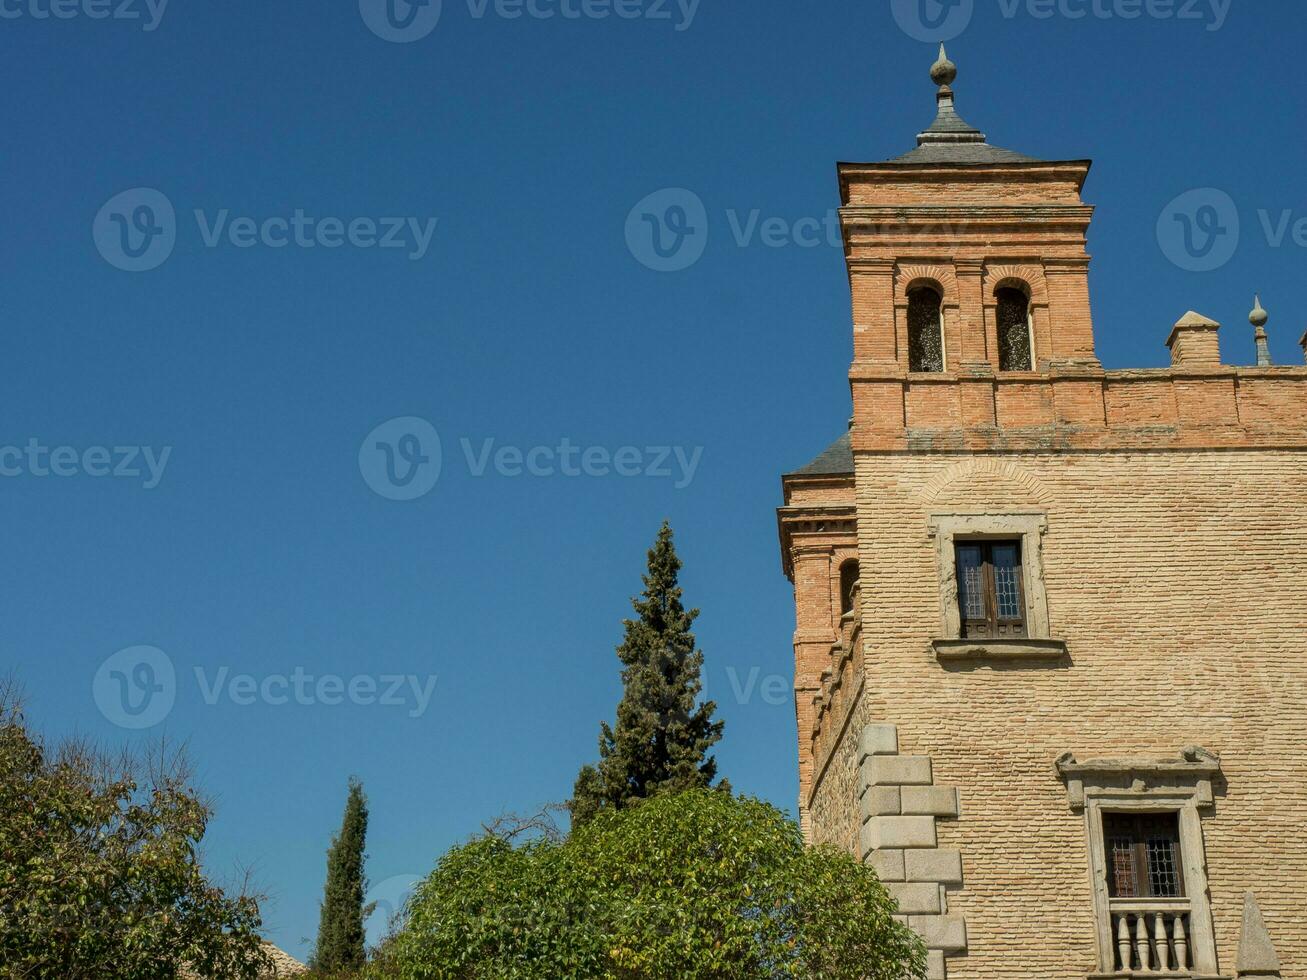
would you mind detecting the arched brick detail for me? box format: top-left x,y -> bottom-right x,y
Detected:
919,458 -> 1052,505
983,263 -> 1049,306
896,264 -> 959,306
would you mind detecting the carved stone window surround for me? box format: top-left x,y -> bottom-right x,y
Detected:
927,512 -> 1055,660
1057,750 -> 1226,980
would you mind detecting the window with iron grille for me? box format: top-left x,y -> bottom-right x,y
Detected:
996,286 -> 1034,371
907,287 -> 945,373
1103,812 -> 1185,899
954,540 -> 1027,638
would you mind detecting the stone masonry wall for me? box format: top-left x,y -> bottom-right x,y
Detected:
808,692 -> 869,854
842,447 -> 1307,980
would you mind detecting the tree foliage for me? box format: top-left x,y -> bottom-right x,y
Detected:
311,778 -> 371,973
0,688 -> 270,980
376,790 -> 926,980
571,522 -> 726,825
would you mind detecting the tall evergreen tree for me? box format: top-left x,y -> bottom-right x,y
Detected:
311,777 -> 370,972
571,521 -> 726,826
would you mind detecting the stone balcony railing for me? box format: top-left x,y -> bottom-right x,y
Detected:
1107,898 -> 1193,977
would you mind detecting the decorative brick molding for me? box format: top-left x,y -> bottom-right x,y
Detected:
919,457 -> 1052,504
858,723 -> 965,980
895,263 -> 960,306
983,262 -> 1050,305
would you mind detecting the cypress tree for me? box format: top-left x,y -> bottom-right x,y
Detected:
311,777 -> 370,972
571,521 -> 726,826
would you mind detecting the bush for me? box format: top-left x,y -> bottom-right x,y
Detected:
377,790 -> 925,980
0,689 -> 269,980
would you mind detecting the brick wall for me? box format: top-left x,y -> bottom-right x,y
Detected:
834,447 -> 1307,979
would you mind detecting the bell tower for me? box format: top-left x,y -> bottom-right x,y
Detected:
839,47 -> 1101,453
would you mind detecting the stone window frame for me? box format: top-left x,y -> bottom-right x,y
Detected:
926,512 -> 1063,662
1056,750 -> 1222,978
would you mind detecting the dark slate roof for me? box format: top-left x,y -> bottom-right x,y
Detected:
890,141 -> 1040,165
787,431 -> 853,477
886,52 -> 1041,166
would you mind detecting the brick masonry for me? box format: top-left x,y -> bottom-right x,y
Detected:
779,58 -> 1307,980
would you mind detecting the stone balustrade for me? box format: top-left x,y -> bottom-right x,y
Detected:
1110,899 -> 1193,976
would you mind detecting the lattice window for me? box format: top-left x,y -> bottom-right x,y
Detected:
1109,837 -> 1138,898
908,287 -> 944,373
1103,813 -> 1185,899
956,546 -> 985,621
953,540 -> 1027,638
996,286 -> 1033,371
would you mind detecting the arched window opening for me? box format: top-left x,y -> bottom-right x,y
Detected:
908,287 -> 945,373
839,560 -> 860,616
996,286 -> 1034,371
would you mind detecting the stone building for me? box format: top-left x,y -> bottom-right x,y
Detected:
777,47 -> 1307,980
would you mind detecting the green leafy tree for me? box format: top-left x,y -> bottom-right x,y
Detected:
571,522 -> 725,825
375,789 -> 926,980
311,778 -> 371,974
0,687 -> 271,980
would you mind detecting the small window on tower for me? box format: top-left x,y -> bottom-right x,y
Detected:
996,287 -> 1034,371
908,286 -> 945,373
954,540 -> 1027,638
839,560 -> 860,615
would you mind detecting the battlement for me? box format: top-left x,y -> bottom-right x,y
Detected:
850,359 -> 1307,454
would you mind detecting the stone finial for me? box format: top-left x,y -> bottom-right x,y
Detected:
1251,295 -> 1273,367
1249,294 -> 1268,328
931,44 -> 958,89
1299,328 -> 1306,364
1167,311 -> 1222,367
1236,892 -> 1282,977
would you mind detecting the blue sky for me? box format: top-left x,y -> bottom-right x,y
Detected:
3,0 -> 1303,960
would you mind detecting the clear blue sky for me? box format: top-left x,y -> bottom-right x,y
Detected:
4,0 -> 1303,960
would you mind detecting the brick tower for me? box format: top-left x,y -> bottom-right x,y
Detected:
778,47 -> 1307,979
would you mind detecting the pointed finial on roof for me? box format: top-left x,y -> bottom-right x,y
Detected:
1250,294 -> 1268,328
1251,295 -> 1273,367
931,43 -> 958,89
